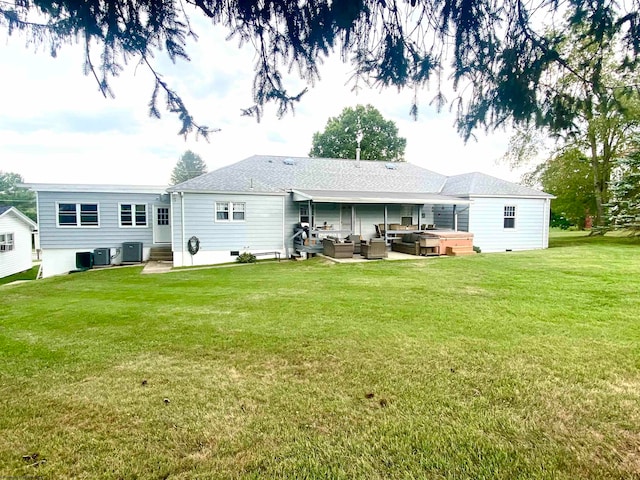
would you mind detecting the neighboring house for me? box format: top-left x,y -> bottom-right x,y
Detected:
0,206 -> 37,279
27,155 -> 553,277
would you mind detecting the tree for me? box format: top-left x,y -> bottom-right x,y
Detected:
608,146 -> 640,233
525,148 -> 596,229
540,26 -> 640,228
309,105 -> 406,161
2,1 -> 639,139
0,172 -> 36,221
170,151 -> 207,185
502,20 -> 640,229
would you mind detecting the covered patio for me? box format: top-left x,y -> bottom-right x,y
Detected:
290,189 -> 473,259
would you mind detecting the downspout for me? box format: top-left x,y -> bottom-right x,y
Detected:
453,204 -> 458,231
282,196 -> 286,256
180,192 -> 185,267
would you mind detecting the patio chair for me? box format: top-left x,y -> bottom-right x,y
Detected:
346,234 -> 361,254
361,238 -> 387,259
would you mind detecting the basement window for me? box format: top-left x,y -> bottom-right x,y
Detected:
504,205 -> 516,229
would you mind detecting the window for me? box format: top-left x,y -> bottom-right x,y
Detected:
232,203 -> 245,221
504,205 -> 516,229
216,201 -> 245,222
57,203 -> 99,227
120,203 -> 148,227
0,233 -> 14,252
216,202 -> 229,220
157,207 -> 169,226
299,205 -> 310,224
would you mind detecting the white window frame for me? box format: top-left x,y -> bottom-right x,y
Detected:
56,202 -> 100,228
215,201 -> 246,222
0,233 -> 14,252
119,203 -> 148,228
504,205 -> 516,229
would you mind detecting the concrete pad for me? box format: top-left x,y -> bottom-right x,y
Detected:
141,261 -> 173,274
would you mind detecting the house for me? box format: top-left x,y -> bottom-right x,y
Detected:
27,155 -> 553,277
0,206 -> 38,279
26,184 -> 169,278
167,156 -> 553,265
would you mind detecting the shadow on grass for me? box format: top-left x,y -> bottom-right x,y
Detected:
0,265 -> 39,286
549,229 -> 640,248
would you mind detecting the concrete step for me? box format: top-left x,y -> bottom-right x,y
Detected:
445,246 -> 476,256
149,246 -> 173,261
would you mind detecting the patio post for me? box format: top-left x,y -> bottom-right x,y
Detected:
384,205 -> 388,243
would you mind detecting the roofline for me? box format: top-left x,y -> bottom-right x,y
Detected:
291,189 -> 473,205
0,206 -> 37,229
22,183 -> 167,194
466,194 -> 556,199
168,189 -> 287,196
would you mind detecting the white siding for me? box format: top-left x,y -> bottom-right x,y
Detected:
468,197 -> 550,252
171,192 -> 287,267
0,212 -> 33,278
37,191 -> 167,249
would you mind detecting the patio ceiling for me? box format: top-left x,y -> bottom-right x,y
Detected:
291,189 -> 472,205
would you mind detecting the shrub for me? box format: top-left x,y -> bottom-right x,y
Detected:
236,252 -> 257,263
473,245 -> 481,253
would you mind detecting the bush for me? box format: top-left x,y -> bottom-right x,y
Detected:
473,245 -> 481,253
236,252 -> 257,263
550,211 -> 573,230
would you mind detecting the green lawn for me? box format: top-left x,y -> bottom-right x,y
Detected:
1,232 -> 639,479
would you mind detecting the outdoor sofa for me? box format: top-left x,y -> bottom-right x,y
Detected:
322,237 -> 354,258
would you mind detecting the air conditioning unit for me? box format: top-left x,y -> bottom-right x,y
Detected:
122,242 -> 143,263
93,248 -> 111,266
75,251 -> 94,270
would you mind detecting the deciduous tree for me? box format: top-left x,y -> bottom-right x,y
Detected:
0,172 -> 36,221
504,22 -> 640,228
525,149 -> 596,229
309,105 -> 406,161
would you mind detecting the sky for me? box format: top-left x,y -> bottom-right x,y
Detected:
0,18 -> 527,187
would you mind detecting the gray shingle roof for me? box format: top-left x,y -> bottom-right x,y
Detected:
168,155 -> 448,193
0,206 -> 10,215
167,155 -> 551,198
440,172 -> 553,197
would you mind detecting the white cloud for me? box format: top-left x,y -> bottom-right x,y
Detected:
0,23 -> 527,186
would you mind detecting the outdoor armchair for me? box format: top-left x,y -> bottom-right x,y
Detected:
361,238 -> 387,259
